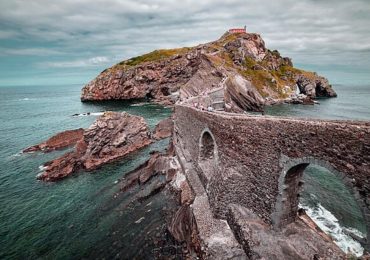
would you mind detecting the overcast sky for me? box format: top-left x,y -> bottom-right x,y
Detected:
0,0 -> 369,86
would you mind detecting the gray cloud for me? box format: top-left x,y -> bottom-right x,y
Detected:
0,47 -> 64,56
0,0 -> 369,85
41,56 -> 111,68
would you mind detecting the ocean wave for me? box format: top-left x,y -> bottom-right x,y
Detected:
299,201 -> 364,256
130,103 -> 147,107
18,98 -> 37,101
72,112 -> 104,117
38,165 -> 48,171
10,152 -> 23,157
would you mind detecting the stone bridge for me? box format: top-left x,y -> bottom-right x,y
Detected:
173,104 -> 370,256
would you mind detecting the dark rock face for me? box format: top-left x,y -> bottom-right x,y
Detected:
119,151 -> 179,193
296,74 -> 337,98
81,51 -> 202,105
168,204 -> 203,258
227,204 -> 345,259
263,50 -> 293,71
224,33 -> 267,64
224,75 -> 265,112
37,112 -> 152,181
179,55 -> 224,99
23,128 -> 84,153
152,118 -> 173,140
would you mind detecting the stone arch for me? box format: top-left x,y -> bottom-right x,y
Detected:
198,128 -> 219,187
272,156 -> 370,251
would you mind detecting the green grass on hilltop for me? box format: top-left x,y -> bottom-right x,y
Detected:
110,47 -> 192,71
240,57 -> 296,98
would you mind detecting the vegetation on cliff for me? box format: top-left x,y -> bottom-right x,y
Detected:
110,47 -> 192,71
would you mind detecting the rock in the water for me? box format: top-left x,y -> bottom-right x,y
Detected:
37,112 -> 152,181
224,75 -> 265,112
152,118 -> 173,140
296,74 -> 337,98
119,150 -> 180,192
23,128 -> 84,153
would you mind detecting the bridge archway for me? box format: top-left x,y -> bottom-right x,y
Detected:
272,157 -> 370,253
198,129 -> 218,187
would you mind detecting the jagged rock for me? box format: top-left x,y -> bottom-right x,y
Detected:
169,204 -> 196,242
227,204 -> 345,259
224,33 -> 267,63
224,75 -> 265,112
23,128 -> 84,153
152,118 -> 173,140
179,55 -> 224,99
81,50 -> 202,104
37,112 -> 152,181
119,149 -> 180,192
263,50 -> 293,71
296,74 -> 337,98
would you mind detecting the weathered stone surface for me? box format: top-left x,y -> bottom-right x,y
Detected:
179,55 -> 224,99
173,143 -> 247,259
119,150 -> 180,192
297,74 -> 337,98
262,50 -> 293,70
174,104 -> 370,252
81,51 -> 202,105
152,117 -> 173,140
168,204 -> 198,246
224,33 -> 267,63
227,204 -> 345,259
224,75 -> 265,112
38,112 -> 152,181
23,128 -> 84,153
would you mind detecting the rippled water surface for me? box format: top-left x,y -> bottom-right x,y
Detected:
0,84 -> 173,259
266,84 -> 370,255
0,83 -> 369,258
265,84 -> 370,121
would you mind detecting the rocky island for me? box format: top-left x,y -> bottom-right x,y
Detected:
24,30 -> 370,259
81,31 -> 336,110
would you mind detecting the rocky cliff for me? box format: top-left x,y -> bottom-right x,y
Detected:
81,31 -> 336,111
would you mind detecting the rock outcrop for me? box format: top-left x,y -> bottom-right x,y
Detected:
81,48 -> 200,105
227,204 -> 345,259
81,31 -> 336,112
224,75 -> 265,112
23,128 -> 84,153
119,150 -> 180,194
37,112 -> 152,181
296,74 -> 337,98
152,118 -> 173,140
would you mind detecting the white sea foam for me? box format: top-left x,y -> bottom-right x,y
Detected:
130,103 -> 147,107
72,112 -> 104,117
299,202 -> 365,256
38,165 -> 48,171
18,98 -> 36,101
36,172 -> 44,178
91,112 -> 104,116
11,152 -> 22,157
134,217 -> 145,224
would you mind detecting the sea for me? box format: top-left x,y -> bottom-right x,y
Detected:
0,83 -> 369,258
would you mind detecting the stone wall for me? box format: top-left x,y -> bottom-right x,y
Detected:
174,104 -> 370,249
